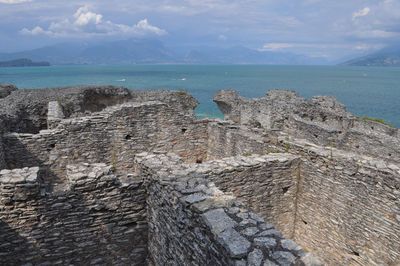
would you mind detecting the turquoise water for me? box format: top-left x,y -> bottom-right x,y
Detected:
0,65 -> 399,127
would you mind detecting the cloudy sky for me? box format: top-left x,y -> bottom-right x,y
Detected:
1,0 -> 400,60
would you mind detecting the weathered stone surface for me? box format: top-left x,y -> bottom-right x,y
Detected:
1,86 -> 399,266
218,228 -> 250,258
203,209 -> 236,234
281,239 -> 301,251
0,84 -> 17,98
213,89 -> 400,163
248,248 -> 263,266
3,101 -> 208,179
0,85 -> 131,134
0,85 -> 199,134
138,153 -> 318,266
271,251 -> 296,265
0,164 -> 147,265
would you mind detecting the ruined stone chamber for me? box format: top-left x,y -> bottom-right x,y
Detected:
0,85 -> 399,265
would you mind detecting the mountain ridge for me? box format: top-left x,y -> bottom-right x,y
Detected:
0,39 -> 329,65
339,45 -> 400,66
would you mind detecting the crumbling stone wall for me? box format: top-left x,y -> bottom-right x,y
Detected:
214,89 -> 400,163
290,141 -> 400,266
205,154 -> 301,238
136,152 -> 321,266
206,120 -> 273,160
214,89 -> 400,265
0,85 -> 199,134
0,86 -> 132,134
0,164 -> 147,265
128,90 -> 199,117
3,101 -> 209,187
2,86 -> 399,265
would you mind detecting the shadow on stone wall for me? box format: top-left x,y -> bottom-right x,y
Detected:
0,220 -> 39,265
0,166 -> 148,265
3,136 -> 66,192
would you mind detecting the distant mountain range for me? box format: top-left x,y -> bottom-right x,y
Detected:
0,39 -> 328,65
184,46 -> 326,65
0,58 -> 50,67
340,46 -> 400,66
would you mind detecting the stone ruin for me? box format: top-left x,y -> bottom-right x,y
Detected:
0,85 -> 399,266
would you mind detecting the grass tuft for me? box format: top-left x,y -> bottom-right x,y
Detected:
362,116 -> 394,128
176,89 -> 187,95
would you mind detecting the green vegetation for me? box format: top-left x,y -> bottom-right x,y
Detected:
243,153 -> 252,157
57,97 -> 62,107
176,89 -> 187,95
285,136 -> 290,152
269,150 -> 283,154
329,139 -> 335,159
362,116 -> 394,128
259,153 -> 265,156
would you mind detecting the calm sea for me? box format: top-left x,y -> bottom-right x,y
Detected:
0,65 -> 399,127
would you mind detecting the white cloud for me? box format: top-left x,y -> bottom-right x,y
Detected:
351,29 -> 399,39
218,34 -> 227,41
132,19 -> 166,36
0,0 -> 31,3
74,6 -> 102,26
259,42 -> 361,52
20,26 -> 51,35
20,6 -> 167,38
354,44 -> 369,51
260,43 -> 294,50
352,7 -> 370,20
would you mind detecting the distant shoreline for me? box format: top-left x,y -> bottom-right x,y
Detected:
0,58 -> 50,67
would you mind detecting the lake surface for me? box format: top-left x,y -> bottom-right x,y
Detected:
1,65 -> 399,127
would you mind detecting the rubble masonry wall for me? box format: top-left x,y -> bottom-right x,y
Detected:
0,164 -> 147,265
137,153 -> 320,266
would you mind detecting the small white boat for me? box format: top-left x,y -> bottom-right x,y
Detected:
117,78 -> 126,82
181,78 -> 186,81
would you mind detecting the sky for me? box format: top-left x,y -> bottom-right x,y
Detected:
1,0 -> 400,60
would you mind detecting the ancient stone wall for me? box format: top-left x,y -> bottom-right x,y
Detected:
204,154 -> 301,238
214,90 -> 400,163
206,120 -> 274,160
2,86 -> 399,265
205,115 -> 400,266
3,101 -> 209,188
288,141 -> 400,266
128,90 -> 199,117
0,86 -> 132,134
0,85 -> 199,134
136,152 -> 320,266
285,115 -> 400,163
0,164 -> 147,265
